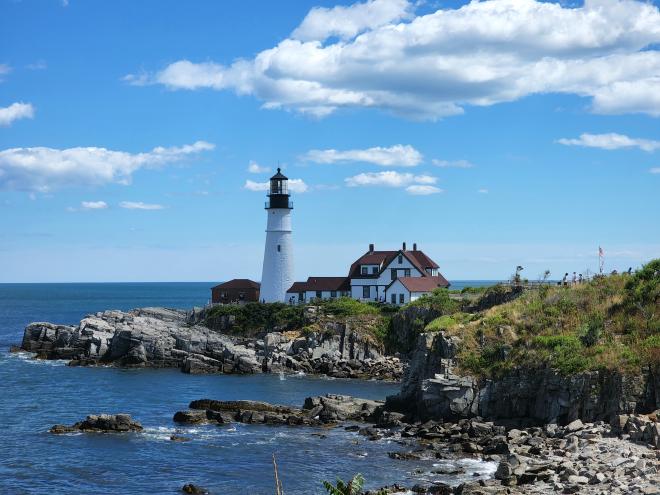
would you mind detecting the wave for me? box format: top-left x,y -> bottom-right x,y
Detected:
6,352 -> 68,367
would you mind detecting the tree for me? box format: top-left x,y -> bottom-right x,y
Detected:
322,474 -> 365,495
624,259 -> 660,332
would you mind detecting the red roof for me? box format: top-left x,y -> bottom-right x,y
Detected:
394,276 -> 449,292
287,276 -> 350,293
212,279 -> 260,290
349,248 -> 440,279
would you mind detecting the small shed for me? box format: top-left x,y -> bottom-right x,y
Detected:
211,279 -> 260,304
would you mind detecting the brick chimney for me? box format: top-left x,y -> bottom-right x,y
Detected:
369,243 -> 374,253
402,241 -> 407,251
413,243 -> 417,251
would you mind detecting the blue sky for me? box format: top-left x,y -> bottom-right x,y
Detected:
0,0 -> 659,282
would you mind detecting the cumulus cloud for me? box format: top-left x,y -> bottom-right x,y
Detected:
345,170 -> 437,189
292,0 -> 412,41
0,102 -> 35,126
125,0 -> 660,120
119,201 -> 165,210
650,168 -> 660,174
244,178 -> 309,193
432,159 -> 474,168
302,144 -> 422,166
0,140 -> 214,192
247,160 -> 271,173
81,201 -> 108,210
405,184 -> 443,195
557,133 -> 660,152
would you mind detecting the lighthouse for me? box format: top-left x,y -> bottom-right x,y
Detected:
260,168 -> 294,303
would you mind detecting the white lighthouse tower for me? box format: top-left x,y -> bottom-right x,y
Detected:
260,168 -> 294,303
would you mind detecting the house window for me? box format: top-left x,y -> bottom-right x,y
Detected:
390,294 -> 396,304
391,269 -> 397,280
371,266 -> 378,274
398,254 -> 403,264
362,286 -> 370,299
404,269 -> 411,277
298,292 -> 304,301
330,291 -> 337,298
277,244 -> 281,252
399,294 -> 405,304
316,291 -> 322,299
361,266 -> 368,275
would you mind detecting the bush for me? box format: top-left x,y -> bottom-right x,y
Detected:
316,297 -> 379,317
578,315 -> 604,347
407,288 -> 459,313
205,302 -> 305,335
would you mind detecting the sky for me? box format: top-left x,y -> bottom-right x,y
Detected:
0,0 -> 659,283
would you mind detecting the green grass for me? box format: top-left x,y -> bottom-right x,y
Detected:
449,259 -> 660,377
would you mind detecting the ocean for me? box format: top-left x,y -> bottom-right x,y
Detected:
0,282 -> 498,494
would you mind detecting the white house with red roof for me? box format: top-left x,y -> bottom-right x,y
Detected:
286,242 -> 449,305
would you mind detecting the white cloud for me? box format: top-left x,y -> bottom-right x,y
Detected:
302,144 -> 422,166
0,102 -> 35,126
345,170 -> 437,188
0,64 -> 10,82
478,188 -> 489,194
0,140 -> 214,192
292,0 -> 412,42
26,60 -> 47,70
244,180 -> 269,192
244,178 -> 309,193
119,201 -> 165,210
650,168 -> 660,174
81,201 -> 108,210
557,133 -> 660,152
432,159 -> 474,168
126,0 -> 660,120
247,160 -> 271,174
405,184 -> 443,195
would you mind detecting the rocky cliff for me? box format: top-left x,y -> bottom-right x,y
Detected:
21,307 -> 401,380
387,331 -> 659,425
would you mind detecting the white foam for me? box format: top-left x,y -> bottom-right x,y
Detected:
9,352 -> 67,366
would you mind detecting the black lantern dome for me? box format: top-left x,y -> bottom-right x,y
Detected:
266,168 -> 293,209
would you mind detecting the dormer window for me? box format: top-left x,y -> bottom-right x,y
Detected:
361,266 -> 368,275
371,266 -> 378,274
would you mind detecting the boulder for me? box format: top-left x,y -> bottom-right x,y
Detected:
50,414 -> 143,433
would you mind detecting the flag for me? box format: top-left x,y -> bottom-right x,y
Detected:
598,246 -> 604,257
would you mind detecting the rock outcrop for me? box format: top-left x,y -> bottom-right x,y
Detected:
388,331 -> 660,425
21,307 -> 402,380
173,394 -> 384,426
50,414 -> 143,434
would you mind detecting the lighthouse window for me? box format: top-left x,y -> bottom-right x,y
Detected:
277,244 -> 281,252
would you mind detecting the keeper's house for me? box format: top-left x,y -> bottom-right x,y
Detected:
286,242 -> 449,305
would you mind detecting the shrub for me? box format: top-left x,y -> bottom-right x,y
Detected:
407,288 -> 459,313
578,315 -> 604,347
316,297 -> 379,317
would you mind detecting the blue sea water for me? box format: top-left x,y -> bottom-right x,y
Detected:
0,282 -> 497,494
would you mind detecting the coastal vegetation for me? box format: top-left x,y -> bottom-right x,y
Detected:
443,259 -> 660,377
203,260 -> 658,379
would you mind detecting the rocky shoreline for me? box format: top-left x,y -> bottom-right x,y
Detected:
20,307 -> 402,381
48,394 -> 659,495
